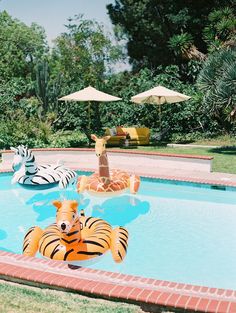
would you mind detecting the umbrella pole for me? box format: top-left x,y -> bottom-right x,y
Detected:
158,96 -> 162,133
88,102 -> 91,146
88,102 -> 91,132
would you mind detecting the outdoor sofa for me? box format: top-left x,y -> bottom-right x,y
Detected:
105,126 -> 150,146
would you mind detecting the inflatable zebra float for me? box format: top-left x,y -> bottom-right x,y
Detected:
11,145 -> 77,189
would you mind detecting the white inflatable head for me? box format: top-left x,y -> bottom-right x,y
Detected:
10,145 -> 31,171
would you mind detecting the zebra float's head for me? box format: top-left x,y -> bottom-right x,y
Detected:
53,200 -> 79,234
10,145 -> 31,172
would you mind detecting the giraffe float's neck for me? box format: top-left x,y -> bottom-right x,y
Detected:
25,153 -> 38,175
59,218 -> 81,246
98,151 -> 110,184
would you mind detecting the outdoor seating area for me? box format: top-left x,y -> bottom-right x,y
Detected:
105,126 -> 150,146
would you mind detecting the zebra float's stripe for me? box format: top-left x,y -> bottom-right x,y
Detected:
11,145 -> 77,189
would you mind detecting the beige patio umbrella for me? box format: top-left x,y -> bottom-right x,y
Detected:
59,86 -> 122,102
59,86 -> 122,137
131,85 -> 191,130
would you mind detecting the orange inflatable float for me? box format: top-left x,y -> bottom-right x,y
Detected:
77,134 -> 140,196
23,200 -> 129,263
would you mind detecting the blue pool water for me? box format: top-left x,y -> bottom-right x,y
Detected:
0,172 -> 236,290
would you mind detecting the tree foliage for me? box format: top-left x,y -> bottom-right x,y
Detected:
0,8 -> 235,149
203,7 -> 236,53
0,11 -> 47,81
107,0 -> 235,69
35,59 -> 62,118
51,15 -> 123,87
197,49 -> 236,133
102,67 -> 207,138
49,15 -> 125,142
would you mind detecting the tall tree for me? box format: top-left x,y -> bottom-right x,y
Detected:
107,0 -> 235,69
35,59 -> 62,118
51,15 -> 123,140
0,11 -> 48,81
51,15 -> 123,87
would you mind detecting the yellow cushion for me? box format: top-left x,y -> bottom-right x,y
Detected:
105,127 -> 150,145
118,127 -> 149,137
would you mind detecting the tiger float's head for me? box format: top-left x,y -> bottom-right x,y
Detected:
91,134 -> 111,157
53,200 -> 79,234
10,145 -> 31,171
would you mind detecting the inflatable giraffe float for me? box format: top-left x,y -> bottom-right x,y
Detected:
77,134 -> 140,196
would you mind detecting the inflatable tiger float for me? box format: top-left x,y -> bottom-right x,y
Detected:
77,134 -> 140,196
23,200 -> 129,263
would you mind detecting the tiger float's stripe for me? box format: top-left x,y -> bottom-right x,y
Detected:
110,227 -> 129,263
38,216 -> 112,261
23,226 -> 44,257
11,145 -> 77,189
23,200 -> 128,263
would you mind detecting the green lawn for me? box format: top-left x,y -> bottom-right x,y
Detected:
190,135 -> 236,146
133,145 -> 236,174
0,280 -> 144,313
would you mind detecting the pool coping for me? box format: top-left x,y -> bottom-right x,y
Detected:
0,147 -> 214,160
1,164 -> 236,312
75,167 -> 236,188
2,166 -> 236,189
0,250 -> 235,313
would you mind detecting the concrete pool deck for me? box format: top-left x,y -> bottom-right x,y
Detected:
1,148 -> 236,312
1,148 -> 236,187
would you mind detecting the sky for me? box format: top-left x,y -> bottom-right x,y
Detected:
0,0 -> 115,44
0,0 -> 130,72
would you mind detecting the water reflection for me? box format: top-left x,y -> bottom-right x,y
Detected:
0,229 -> 13,252
0,229 -> 7,240
26,190 -> 90,222
92,195 -> 150,226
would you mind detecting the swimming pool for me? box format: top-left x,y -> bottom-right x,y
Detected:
0,171 -> 236,290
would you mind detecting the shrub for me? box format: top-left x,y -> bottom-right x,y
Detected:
48,131 -> 88,148
170,132 -> 204,143
0,113 -> 52,149
197,49 -> 236,133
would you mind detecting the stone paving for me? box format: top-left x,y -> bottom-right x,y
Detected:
1,148 -> 236,185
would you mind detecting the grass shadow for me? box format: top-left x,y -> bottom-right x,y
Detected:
148,140 -> 169,147
209,145 -> 236,155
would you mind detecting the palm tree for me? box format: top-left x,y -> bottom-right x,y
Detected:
168,33 -> 207,61
197,48 -> 236,133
